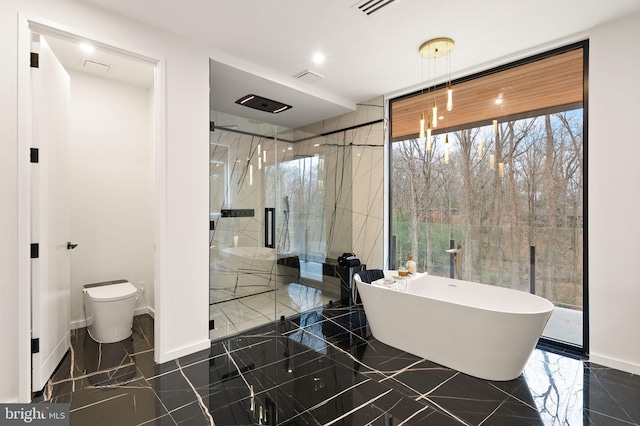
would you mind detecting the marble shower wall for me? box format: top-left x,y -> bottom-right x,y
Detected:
295,97 -> 385,268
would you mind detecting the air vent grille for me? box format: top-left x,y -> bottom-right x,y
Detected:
293,69 -> 324,84
351,0 -> 403,16
82,58 -> 111,73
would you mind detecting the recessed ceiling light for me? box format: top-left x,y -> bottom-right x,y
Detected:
312,52 -> 325,64
79,42 -> 95,54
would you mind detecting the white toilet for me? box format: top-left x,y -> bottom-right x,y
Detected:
83,280 -> 138,343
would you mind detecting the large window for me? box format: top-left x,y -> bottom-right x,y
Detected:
389,43 -> 586,348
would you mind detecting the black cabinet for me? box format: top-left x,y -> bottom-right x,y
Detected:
322,259 -> 366,305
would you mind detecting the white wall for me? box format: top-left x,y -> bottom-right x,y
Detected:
1,0 -> 210,402
67,70 -> 154,327
588,11 -> 640,374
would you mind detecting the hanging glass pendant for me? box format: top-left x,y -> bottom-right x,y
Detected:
444,134 -> 450,164
432,99 -> 438,128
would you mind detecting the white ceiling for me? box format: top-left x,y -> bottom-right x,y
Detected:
74,0 -> 640,129
44,35 -> 155,89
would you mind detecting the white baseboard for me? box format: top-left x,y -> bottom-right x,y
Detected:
589,353 -> 640,375
71,318 -> 87,330
144,306 -> 155,318
155,339 -> 211,364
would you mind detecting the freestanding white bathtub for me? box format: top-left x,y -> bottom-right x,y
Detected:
354,271 -> 554,381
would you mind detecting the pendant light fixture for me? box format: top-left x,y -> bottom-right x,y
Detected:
419,37 -> 455,133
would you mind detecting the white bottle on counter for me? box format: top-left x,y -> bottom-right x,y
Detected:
406,255 -> 416,275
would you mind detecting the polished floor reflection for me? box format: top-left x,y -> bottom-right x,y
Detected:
38,311 -> 640,425
210,260 -> 341,340
210,282 -> 337,339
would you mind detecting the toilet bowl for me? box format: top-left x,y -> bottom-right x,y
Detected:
83,280 -> 138,343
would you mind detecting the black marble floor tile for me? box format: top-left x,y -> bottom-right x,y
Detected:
426,372 -> 513,425
36,310 -> 640,426
479,398 -> 546,426
132,348 -> 159,379
584,364 -> 640,425
584,409 -> 639,426
67,377 -> 174,426
166,400 -> 215,426
378,358 -> 458,398
148,368 -> 202,414
489,374 -> 538,408
39,327 -> 146,402
354,338 -> 423,373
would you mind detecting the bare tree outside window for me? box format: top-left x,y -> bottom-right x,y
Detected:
391,110 -> 584,332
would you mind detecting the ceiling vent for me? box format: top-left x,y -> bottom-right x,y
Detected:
351,0 -> 403,16
82,58 -> 111,73
235,94 -> 292,114
293,69 -> 324,84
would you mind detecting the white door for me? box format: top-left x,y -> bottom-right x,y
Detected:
31,34 -> 71,392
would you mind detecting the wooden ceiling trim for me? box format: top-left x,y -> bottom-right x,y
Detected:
391,48 -> 584,140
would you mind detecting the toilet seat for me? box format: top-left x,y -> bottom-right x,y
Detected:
85,282 -> 137,302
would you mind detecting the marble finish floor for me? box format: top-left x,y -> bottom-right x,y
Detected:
38,311 -> 640,425
210,281 -> 340,340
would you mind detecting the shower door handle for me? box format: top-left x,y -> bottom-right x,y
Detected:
265,208 -> 275,248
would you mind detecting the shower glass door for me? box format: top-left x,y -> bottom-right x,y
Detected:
209,112 -> 284,339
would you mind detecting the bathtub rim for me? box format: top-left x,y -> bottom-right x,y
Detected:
359,271 -> 555,316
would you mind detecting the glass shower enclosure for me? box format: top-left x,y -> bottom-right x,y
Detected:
209,112 -> 347,340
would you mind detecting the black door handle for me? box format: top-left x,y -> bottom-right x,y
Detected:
67,242 -> 78,250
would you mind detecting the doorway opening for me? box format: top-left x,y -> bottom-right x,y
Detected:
21,21 -> 159,397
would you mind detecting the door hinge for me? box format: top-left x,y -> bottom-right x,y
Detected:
30,52 -> 39,68
31,338 -> 40,354
30,243 -> 39,259
30,148 -> 39,163
209,320 -> 215,330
